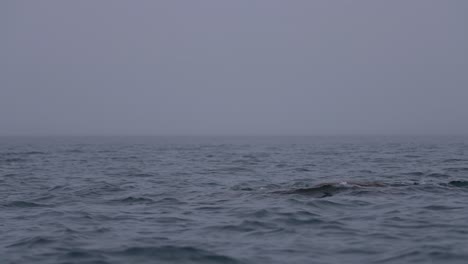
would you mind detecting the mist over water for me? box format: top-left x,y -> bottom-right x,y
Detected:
2,0 -> 468,136
1,136 -> 468,263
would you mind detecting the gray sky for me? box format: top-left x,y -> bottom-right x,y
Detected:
2,0 -> 468,136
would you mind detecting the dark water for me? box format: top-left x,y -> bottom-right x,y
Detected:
1,136 -> 468,264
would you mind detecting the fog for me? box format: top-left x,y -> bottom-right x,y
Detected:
2,0 -> 468,136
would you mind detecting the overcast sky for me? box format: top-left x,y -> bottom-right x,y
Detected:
2,0 -> 467,136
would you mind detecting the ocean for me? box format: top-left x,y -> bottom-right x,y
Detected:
1,136 -> 467,264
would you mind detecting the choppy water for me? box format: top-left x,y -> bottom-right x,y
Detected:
1,136 -> 468,264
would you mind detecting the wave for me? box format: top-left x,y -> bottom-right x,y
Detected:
426,173 -> 451,178
374,247 -> 468,263
1,151 -> 45,156
293,167 -> 311,172
114,246 -> 241,263
112,196 -> 155,204
404,171 -> 424,176
130,173 -> 155,178
209,220 -> 278,233
220,166 -> 254,173
73,182 -> 125,197
2,158 -> 28,163
154,197 -> 185,205
2,201 -> 48,208
23,151 -> 46,155
442,158 -> 466,163
275,211 -> 324,225
423,205 -> 464,210
445,167 -> 468,172
7,236 -> 55,248
64,149 -> 85,153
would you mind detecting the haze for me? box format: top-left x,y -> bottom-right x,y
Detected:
2,0 -> 468,136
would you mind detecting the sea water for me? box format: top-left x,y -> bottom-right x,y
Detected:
1,136 -> 468,264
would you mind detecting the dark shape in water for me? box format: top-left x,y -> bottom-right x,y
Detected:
278,179 -> 468,198
277,180 -> 410,198
277,181 -> 385,198
280,184 -> 344,198
448,180 -> 468,187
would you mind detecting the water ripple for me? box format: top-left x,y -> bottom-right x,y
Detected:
1,136 -> 468,264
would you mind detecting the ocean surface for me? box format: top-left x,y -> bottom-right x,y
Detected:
1,136 -> 468,264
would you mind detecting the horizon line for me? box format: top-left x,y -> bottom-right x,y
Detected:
0,133 -> 467,137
